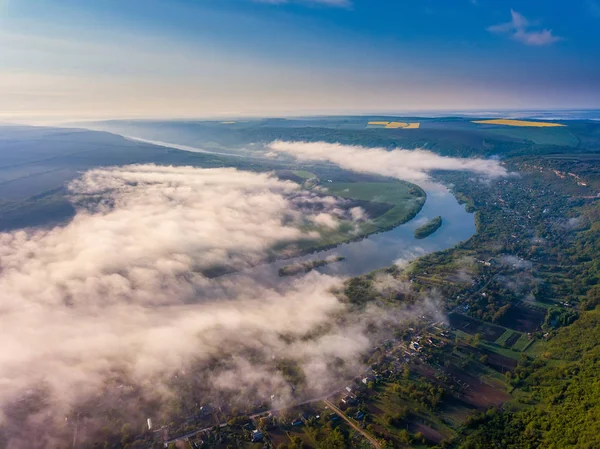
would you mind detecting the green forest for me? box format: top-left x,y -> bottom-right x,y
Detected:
457,309 -> 600,449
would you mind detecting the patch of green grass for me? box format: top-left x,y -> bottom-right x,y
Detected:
292,170 -> 317,179
324,182 -> 420,205
324,182 -> 425,230
374,201 -> 423,229
373,383 -> 454,442
480,371 -> 508,387
511,333 -> 532,351
276,179 -> 426,256
453,329 -> 471,341
479,341 -> 521,361
495,329 -> 516,346
523,300 -> 556,310
524,339 -> 546,356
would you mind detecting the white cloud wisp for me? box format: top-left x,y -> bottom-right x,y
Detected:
268,141 -> 507,184
487,9 -> 562,46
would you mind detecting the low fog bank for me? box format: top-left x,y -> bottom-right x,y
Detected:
0,165 -> 441,448
268,141 -> 508,185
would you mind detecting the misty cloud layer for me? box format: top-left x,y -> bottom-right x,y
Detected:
268,141 -> 508,184
0,164 -> 443,447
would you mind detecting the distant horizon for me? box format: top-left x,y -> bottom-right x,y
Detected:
2,107 -> 600,127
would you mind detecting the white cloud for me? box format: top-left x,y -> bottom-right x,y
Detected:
268,141 -> 507,185
0,164 -> 446,446
312,212 -> 340,228
0,165 -> 374,441
349,206 -> 367,221
488,9 -> 562,46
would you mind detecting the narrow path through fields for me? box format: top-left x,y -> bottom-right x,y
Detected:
324,399 -> 381,449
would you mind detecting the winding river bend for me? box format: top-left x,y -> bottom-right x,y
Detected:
225,185 -> 476,286
274,186 -> 475,277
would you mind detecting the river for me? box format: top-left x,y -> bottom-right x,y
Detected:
280,186 -> 474,276
226,185 -> 476,286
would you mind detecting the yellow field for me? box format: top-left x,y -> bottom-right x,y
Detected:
472,119 -> 565,127
367,121 -> 421,129
385,121 -> 408,128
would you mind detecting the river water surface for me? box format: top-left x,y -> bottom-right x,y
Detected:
281,186 -> 474,276
229,185 -> 476,285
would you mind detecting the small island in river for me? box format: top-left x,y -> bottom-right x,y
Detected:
279,255 -> 345,277
414,216 -> 443,239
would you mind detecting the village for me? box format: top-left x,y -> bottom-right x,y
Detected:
155,312 -> 519,449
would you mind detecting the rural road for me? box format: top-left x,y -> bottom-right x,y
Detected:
165,386 -> 352,444
324,400 -> 381,449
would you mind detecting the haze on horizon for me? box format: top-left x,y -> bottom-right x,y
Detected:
1,0 -> 600,123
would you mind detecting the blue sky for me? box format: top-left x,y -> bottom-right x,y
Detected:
1,0 -> 599,121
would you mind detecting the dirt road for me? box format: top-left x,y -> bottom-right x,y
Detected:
324,399 -> 381,449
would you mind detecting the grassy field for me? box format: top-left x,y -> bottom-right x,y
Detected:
478,341 -> 521,361
448,312 -> 506,342
370,382 -> 453,445
524,339 -> 546,355
521,299 -> 557,310
324,182 -> 418,204
324,182 -> 426,230
495,329 -> 516,346
292,170 -> 317,179
510,333 -> 532,351
284,180 -> 426,255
